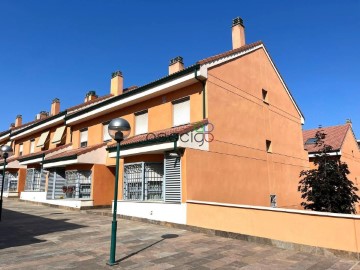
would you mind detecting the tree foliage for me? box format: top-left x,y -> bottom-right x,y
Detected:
298,130 -> 360,214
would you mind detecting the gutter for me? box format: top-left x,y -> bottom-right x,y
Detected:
195,69 -> 207,119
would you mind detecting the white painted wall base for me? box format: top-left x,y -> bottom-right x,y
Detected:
114,201 -> 187,224
20,191 -> 93,209
3,192 -> 19,198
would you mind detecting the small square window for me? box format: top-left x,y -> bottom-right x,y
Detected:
262,89 -> 268,104
270,194 -> 277,207
266,140 -> 272,153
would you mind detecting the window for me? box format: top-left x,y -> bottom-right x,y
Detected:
25,168 -> 46,191
172,97 -> 190,126
123,162 -> 164,201
19,144 -> 23,156
266,140 -> 272,153
80,129 -> 88,148
262,89 -> 268,104
103,122 -> 112,142
305,138 -> 317,145
135,110 -> 148,135
37,131 -> 49,148
52,126 -> 66,144
30,139 -> 35,153
64,170 -> 92,199
270,194 -> 277,207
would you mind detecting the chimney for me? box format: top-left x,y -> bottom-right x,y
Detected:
36,111 -> 48,120
10,123 -> 15,129
110,71 -> 123,96
169,56 -> 184,75
232,17 -> 245,49
15,115 -> 22,127
84,91 -> 98,102
346,119 -> 352,126
51,98 -> 60,116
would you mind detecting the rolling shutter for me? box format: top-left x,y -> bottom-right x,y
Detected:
135,111 -> 148,135
173,98 -> 190,127
164,155 -> 181,203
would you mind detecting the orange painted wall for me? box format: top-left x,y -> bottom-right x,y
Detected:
70,83 -> 203,149
187,202 -> 360,253
185,48 -> 309,209
92,164 -> 115,206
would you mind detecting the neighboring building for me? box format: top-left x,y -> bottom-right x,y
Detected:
303,123 -> 360,208
0,17 -> 309,222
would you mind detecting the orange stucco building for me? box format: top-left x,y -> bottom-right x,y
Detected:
1,17 -> 308,216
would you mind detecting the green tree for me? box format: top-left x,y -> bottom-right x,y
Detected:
298,130 -> 360,214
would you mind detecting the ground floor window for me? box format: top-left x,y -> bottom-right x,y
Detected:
0,172 -> 18,192
64,170 -> 92,199
25,169 -> 46,191
123,162 -> 164,201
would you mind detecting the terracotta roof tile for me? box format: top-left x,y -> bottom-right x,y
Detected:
303,124 -> 351,153
67,94 -> 114,113
197,41 -> 263,65
18,143 -> 72,161
45,142 -> 107,161
108,119 -> 208,148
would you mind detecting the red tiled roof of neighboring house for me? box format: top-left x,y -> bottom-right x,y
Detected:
67,94 -> 114,114
17,143 -> 72,161
197,41 -> 263,65
45,142 -> 107,161
108,119 -> 208,148
11,117 -> 49,132
303,124 -> 351,153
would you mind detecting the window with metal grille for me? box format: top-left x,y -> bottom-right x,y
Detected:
25,168 -> 46,191
80,129 -> 88,148
6,172 -> 18,192
64,170 -> 92,199
123,162 -> 164,201
172,97 -> 190,127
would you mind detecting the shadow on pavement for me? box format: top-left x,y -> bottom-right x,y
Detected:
0,208 -> 86,250
116,234 -> 179,263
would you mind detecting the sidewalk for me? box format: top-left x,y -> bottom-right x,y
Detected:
0,199 -> 358,270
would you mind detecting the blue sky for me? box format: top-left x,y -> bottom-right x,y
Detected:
0,1 -> 359,135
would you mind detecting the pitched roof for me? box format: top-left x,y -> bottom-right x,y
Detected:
303,124 -> 351,153
44,142 -> 107,162
108,119 -> 208,149
197,41 -> 263,64
17,143 -> 72,161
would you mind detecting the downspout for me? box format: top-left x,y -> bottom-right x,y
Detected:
195,69 -> 206,119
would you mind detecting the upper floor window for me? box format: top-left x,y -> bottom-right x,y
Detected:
30,139 -> 35,154
19,144 -> 23,156
172,97 -> 190,127
80,129 -> 88,148
103,122 -> 112,142
135,110 -> 148,135
262,89 -> 269,104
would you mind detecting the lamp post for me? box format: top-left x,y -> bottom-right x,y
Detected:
0,145 -> 13,222
107,118 -> 131,266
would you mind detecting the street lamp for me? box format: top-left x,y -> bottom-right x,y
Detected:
0,144 -> 13,222
107,118 -> 131,266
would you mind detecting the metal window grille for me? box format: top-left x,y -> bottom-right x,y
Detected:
123,162 -> 164,201
64,170 -> 92,199
25,169 -> 46,191
6,172 -> 18,192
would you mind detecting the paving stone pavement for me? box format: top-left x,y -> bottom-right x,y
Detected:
0,199 -> 359,270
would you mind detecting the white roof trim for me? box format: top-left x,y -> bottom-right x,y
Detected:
0,133 -> 10,141
11,115 -> 65,140
308,151 -> 341,158
108,142 -> 175,158
43,158 -> 78,168
66,72 -> 198,125
200,44 -> 305,124
19,157 -> 43,165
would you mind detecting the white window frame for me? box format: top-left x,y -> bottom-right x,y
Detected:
172,97 -> 190,127
80,129 -> 88,148
135,110 -> 148,135
103,122 -> 112,142
30,139 -> 35,154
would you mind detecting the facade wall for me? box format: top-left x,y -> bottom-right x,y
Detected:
92,164 -> 115,206
185,48 -> 309,209
187,202 -> 360,253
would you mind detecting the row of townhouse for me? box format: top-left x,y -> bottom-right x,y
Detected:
1,17 -> 358,226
